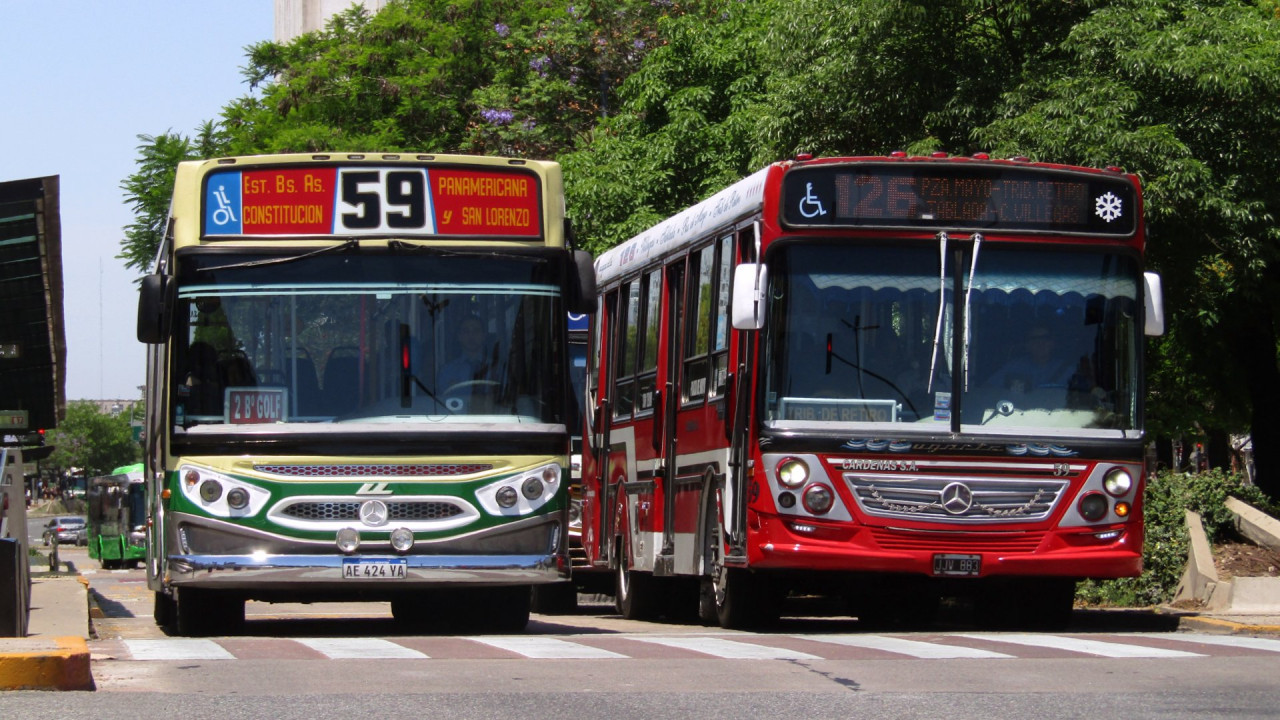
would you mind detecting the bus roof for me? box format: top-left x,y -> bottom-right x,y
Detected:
594,166 -> 771,287
167,153 -> 566,251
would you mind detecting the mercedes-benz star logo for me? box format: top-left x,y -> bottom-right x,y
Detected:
939,482 -> 974,515
359,499 -> 389,527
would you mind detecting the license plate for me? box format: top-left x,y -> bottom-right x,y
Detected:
933,553 -> 981,577
342,558 -> 408,579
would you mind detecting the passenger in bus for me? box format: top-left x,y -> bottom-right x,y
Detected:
996,326 -> 1095,398
183,341 -> 223,416
440,314 -> 499,410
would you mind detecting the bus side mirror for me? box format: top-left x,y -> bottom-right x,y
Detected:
136,274 -> 173,344
1143,272 -> 1164,337
567,250 -> 597,315
731,263 -> 768,330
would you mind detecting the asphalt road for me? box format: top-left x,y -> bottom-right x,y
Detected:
5,544 -> 1278,719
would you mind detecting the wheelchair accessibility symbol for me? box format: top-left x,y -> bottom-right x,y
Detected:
798,182 -> 827,219
211,184 -> 238,226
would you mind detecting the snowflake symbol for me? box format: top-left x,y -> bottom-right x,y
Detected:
1095,192 -> 1123,223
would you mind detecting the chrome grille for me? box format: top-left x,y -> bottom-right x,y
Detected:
845,474 -> 1068,523
254,463 -> 492,477
279,500 -> 464,522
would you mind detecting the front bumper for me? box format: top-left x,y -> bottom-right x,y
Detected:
749,513 -> 1143,580
166,551 -> 562,590
164,510 -> 566,591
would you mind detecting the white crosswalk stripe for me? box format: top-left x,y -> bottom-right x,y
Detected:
799,634 -> 1014,659
466,636 -> 628,659
1125,633 -> 1280,653
105,631 -> 1280,663
956,633 -> 1204,658
295,637 -> 429,659
626,636 -> 821,660
123,638 -> 236,661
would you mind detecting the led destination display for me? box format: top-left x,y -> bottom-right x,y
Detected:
781,164 -> 1137,235
203,164 -> 543,238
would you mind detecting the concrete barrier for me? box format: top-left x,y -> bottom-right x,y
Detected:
1176,500 -> 1280,615
1226,497 -> 1280,551
1173,510 -> 1219,606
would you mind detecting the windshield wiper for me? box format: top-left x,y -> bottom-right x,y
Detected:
199,238 -> 359,272
962,233 -> 983,392
927,232 -> 948,394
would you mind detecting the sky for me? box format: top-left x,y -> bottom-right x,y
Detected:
1,2 -> 273,401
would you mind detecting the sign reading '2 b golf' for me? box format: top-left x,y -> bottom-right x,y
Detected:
204,164 -> 543,238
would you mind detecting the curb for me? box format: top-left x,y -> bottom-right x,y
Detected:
1176,614 -> 1280,637
0,636 -> 94,691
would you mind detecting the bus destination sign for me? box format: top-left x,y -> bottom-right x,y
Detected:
781,164 -> 1137,236
204,165 -> 542,238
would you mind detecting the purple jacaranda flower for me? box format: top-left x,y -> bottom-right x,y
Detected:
481,108 -> 515,125
494,22 -> 510,37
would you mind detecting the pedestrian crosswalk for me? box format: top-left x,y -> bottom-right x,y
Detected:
91,631 -> 1280,663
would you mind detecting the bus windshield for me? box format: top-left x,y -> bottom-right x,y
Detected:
171,250 -> 566,428
762,242 -> 1141,436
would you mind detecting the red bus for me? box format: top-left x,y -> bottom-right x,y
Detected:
580,154 -> 1165,629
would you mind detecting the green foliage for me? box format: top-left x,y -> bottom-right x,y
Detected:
1077,468 -> 1277,606
117,0 -> 1280,498
117,127 -> 220,273
45,401 -> 141,478
562,0 -> 774,251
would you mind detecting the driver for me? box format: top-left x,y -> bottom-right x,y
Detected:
439,314 -> 498,407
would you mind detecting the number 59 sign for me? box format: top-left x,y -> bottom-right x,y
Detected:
204,165 -> 542,239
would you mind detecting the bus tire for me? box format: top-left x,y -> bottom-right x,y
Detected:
154,591 -> 177,634
175,587 -> 244,637
530,581 -> 578,615
614,554 -> 658,620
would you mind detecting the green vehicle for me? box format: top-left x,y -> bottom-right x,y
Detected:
87,464 -> 146,569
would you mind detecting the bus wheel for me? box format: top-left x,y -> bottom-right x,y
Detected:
530,581 -> 578,615
975,578 -> 1075,631
154,591 -> 177,634
454,587 -> 531,633
175,587 -> 244,637
614,552 -> 658,620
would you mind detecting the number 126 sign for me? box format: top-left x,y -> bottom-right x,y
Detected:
204,165 -> 542,238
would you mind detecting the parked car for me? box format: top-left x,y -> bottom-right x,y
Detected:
41,516 -> 86,546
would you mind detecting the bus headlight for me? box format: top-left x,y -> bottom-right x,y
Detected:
336,527 -> 360,553
1077,492 -> 1108,522
522,476 -> 544,500
777,458 -> 809,488
177,464 -> 269,518
495,486 -> 519,508
477,462 -> 562,516
226,487 -> 250,510
802,484 -> 835,515
1103,468 -> 1132,497
199,480 -> 223,503
389,527 -> 414,552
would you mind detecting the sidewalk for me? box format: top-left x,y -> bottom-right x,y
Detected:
0,571 -> 94,691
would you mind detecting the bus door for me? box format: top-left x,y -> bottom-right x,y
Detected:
588,290 -> 618,568
656,260 -> 685,570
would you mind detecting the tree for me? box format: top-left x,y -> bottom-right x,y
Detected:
118,126 -> 221,273
45,401 -> 141,479
117,0 -> 1280,499
970,0 -> 1280,496
562,0 -> 775,251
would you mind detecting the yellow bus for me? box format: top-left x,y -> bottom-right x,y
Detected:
137,153 -> 594,635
